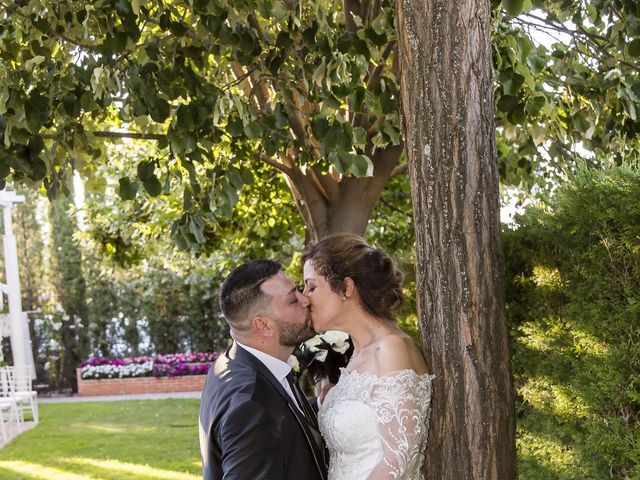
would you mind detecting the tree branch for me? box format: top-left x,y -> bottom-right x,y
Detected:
365,41 -> 396,89
308,167 -> 339,201
260,154 -> 293,174
41,131 -> 165,140
288,90 -> 324,161
343,0 -> 359,32
248,13 -> 264,39
366,0 -> 381,24
390,162 -> 407,177
380,196 -> 412,217
515,13 -> 640,74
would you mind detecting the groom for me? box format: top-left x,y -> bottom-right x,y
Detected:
199,259 -> 328,480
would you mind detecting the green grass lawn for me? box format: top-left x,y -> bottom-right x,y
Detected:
0,399 -> 202,480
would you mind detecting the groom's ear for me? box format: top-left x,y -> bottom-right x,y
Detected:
252,315 -> 276,338
343,277 -> 356,299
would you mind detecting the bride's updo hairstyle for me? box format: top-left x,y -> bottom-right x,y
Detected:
302,233 -> 403,321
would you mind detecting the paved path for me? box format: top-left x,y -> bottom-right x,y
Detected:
38,391 -> 202,403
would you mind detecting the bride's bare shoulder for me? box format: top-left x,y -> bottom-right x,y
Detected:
372,333 -> 430,376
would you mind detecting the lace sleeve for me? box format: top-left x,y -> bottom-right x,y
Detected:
366,372 -> 435,480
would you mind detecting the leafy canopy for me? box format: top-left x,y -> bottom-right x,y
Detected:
0,0 -> 639,249
0,0 -> 399,247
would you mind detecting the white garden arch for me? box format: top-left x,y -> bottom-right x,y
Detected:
0,190 -> 35,377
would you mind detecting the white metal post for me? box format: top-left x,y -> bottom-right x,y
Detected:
0,191 -> 30,376
3,202 -> 27,370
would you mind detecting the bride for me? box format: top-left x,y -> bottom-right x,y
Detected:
302,233 -> 435,480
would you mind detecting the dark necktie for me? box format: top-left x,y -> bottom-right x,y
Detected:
286,371 -> 319,429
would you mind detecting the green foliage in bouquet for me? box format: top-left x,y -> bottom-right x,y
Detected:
503,164 -> 640,480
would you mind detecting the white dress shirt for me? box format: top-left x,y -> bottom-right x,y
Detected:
236,342 -> 304,414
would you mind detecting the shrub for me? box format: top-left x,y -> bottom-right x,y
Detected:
504,165 -> 640,480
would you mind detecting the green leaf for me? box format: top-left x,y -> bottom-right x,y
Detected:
502,0 -> 524,16
239,30 -> 256,54
118,177 -> 138,200
525,95 -> 546,117
497,95 -> 519,113
147,96 -> 170,123
350,154 -> 374,177
137,160 -> 155,180
382,122 -> 401,145
267,49 -> 285,75
222,179 -> 239,207
328,151 -> 347,174
208,186 -> 217,213
501,71 -> 525,95
27,135 -> 44,158
228,168 -> 245,189
189,215 -> 206,244
184,188 -> 193,210
311,117 -> 329,139
323,122 -> 343,152
25,91 -> 49,131
573,113 -> 590,133
526,55 -> 547,75
226,117 -> 244,137
142,175 -> 162,196
63,94 -> 81,118
239,166 -> 255,184
264,137 -> 278,156
244,120 -> 263,140
353,126 -> 367,147
509,103 -> 526,124
276,31 -> 291,48
312,59 -> 326,86
629,39 -> 640,58
364,27 -> 387,47
176,105 -> 194,130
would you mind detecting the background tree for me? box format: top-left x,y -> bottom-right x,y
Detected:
49,184 -> 90,391
397,0 -> 516,478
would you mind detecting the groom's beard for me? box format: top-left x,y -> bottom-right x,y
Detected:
277,310 -> 316,347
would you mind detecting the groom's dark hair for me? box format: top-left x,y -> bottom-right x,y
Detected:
219,259 -> 282,331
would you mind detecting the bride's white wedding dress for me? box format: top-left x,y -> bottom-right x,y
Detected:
319,368 -> 435,480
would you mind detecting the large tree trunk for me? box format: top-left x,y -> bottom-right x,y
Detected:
286,145 -> 403,240
397,1 -> 517,479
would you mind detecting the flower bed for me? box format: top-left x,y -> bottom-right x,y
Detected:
76,352 -> 219,396
79,352 -> 218,379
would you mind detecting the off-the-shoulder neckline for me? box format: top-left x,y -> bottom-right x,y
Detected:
340,367 -> 435,380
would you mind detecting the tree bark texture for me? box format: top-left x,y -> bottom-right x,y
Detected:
396,1 -> 517,479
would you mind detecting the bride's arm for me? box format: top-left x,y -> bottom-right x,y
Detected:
366,385 -> 429,479
366,335 -> 433,479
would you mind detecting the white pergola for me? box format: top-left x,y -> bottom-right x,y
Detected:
0,190 -> 35,377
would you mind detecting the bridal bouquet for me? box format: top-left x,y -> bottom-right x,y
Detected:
293,331 -> 354,384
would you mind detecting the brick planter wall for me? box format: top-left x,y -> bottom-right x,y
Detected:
76,369 -> 207,396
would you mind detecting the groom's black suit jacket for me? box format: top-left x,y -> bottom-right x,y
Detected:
199,342 -> 328,480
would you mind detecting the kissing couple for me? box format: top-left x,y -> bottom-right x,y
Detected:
199,233 -> 435,479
